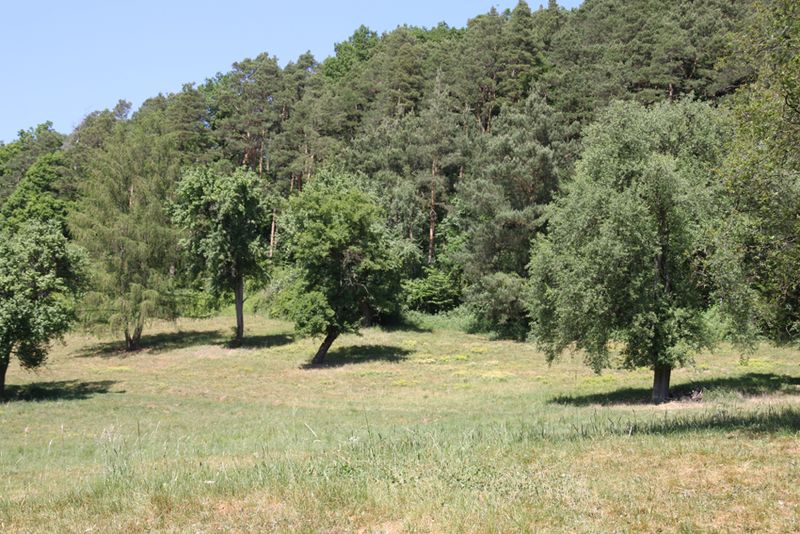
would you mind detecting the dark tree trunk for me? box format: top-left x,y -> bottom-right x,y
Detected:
652,365 -> 672,404
360,301 -> 374,327
124,327 -> 142,352
234,275 -> 245,345
312,330 -> 339,365
0,357 -> 8,400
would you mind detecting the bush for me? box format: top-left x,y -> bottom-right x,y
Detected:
402,266 -> 462,314
465,272 -> 530,340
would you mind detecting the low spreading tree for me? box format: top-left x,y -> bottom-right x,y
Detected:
277,171 -> 401,364
0,222 -> 86,398
528,100 -> 735,403
172,166 -> 272,345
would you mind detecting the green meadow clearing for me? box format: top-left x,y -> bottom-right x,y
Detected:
1,315 -> 799,533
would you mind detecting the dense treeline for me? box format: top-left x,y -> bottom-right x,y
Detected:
0,0 -> 797,401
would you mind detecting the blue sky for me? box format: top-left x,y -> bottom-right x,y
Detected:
1,1 -> 582,143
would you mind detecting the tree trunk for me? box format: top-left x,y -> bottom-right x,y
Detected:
0,357 -> 8,400
125,326 -> 143,351
234,275 -> 245,345
312,330 -> 339,365
269,209 -> 277,258
258,139 -> 264,177
652,365 -> 672,404
428,160 -> 437,265
360,301 -> 374,327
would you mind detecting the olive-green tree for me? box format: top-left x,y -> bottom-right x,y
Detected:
71,113 -> 180,351
719,0 -> 800,342
528,100 -> 733,403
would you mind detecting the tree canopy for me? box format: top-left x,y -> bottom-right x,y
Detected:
528,99 -> 733,403
0,222 -> 86,397
172,166 -> 273,344
277,171 -> 401,364
1,0 -> 796,403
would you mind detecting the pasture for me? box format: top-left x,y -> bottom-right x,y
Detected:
1,315 -> 798,532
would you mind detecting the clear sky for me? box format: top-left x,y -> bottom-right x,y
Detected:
0,0 -> 582,143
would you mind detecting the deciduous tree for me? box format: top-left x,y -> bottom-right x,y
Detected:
172,167 -> 272,345
277,171 -> 400,364
528,100 -> 733,403
0,222 -> 86,398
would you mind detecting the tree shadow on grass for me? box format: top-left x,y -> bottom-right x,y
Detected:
548,405 -> 800,437
301,345 -> 412,369
77,329 -> 226,358
225,334 -> 294,349
549,373 -> 800,406
377,319 -> 433,334
2,380 -> 117,402
631,406 -> 800,435
79,330 -> 294,357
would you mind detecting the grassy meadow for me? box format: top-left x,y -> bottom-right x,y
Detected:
1,314 -> 799,532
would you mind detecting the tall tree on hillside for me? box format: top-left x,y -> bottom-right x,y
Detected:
366,28 -> 426,119
71,111 -> 180,351
449,8 -> 506,132
453,93 -> 576,339
172,167 -> 272,345
322,25 -> 379,83
1,152 -> 71,234
455,93 -> 575,280
497,1 -> 544,106
0,222 -> 86,398
528,100 -> 734,403
414,74 -> 462,264
207,54 -> 284,174
347,74 -> 462,264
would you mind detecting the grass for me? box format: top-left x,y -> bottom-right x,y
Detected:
1,315 -> 799,532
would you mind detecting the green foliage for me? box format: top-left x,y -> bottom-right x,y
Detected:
718,0 -> 800,342
71,113 -> 180,350
0,122 -> 65,206
321,25 -> 379,82
276,171 -> 401,340
465,272 -> 530,340
172,166 -> 273,341
543,0 -> 749,123
0,222 -> 86,394
402,266 -> 462,314
0,152 -> 71,233
173,166 -> 272,297
528,100 -> 733,389
453,92 -> 576,280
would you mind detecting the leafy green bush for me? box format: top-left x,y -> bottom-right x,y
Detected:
402,266 -> 462,314
465,272 -> 530,340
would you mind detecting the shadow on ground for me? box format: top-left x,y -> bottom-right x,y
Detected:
538,405 -> 800,437
79,330 -> 294,357
631,407 -> 800,435
2,380 -> 117,402
377,320 -> 432,334
225,334 -> 295,349
549,372 -> 800,406
301,345 -> 412,369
